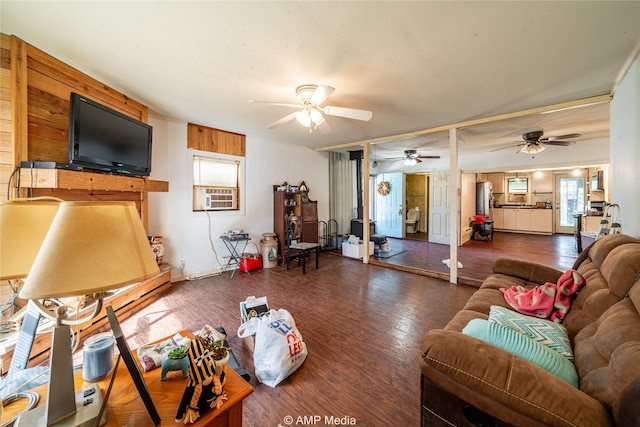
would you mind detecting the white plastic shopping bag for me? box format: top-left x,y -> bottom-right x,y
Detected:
237,308 -> 307,387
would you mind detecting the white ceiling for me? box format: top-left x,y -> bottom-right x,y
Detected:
2,1 -> 639,172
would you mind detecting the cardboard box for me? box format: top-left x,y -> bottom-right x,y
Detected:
239,296 -> 270,352
341,241 -> 374,259
240,296 -> 269,323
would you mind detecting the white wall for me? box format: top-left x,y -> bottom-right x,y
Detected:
611,53 -> 640,238
460,173 -> 476,244
146,115 -> 329,280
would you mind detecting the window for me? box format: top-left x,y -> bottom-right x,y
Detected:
507,177 -> 528,193
192,155 -> 240,211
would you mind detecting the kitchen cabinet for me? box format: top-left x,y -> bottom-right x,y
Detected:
492,208 -> 504,229
582,215 -> 602,233
500,208 -> 530,231
530,209 -> 553,233
532,171 -> 553,193
502,208 -> 517,229
517,209 -> 531,231
488,173 -> 504,193
496,208 -> 552,234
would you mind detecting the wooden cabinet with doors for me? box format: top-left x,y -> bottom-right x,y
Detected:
492,208 -> 504,229
497,207 -> 552,234
532,171 -> 553,193
488,173 -> 504,194
301,200 -> 319,243
501,208 -> 531,231
273,191 -> 318,263
530,209 -> 553,233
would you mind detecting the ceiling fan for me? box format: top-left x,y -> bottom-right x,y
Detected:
387,150 -> 441,166
492,130 -> 581,154
249,84 -> 373,132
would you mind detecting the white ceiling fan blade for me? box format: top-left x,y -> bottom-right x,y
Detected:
323,106 -> 372,121
310,85 -> 335,105
249,100 -> 301,108
267,112 -> 298,129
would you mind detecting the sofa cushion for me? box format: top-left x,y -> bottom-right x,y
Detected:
462,318 -> 579,387
573,282 -> 640,410
563,234 -> 640,340
489,305 -> 573,360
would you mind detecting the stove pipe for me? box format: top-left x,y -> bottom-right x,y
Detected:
349,150 -> 364,219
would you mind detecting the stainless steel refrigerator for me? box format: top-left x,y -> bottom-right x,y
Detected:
476,181 -> 492,217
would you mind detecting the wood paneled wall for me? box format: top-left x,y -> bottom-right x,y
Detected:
187,122 -> 246,156
1,34 -> 14,201
0,33 -> 151,203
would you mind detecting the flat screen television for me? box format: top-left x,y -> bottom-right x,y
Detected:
68,92 -> 152,176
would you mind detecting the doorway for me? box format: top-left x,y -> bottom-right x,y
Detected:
374,172 -> 404,238
555,171 -> 586,234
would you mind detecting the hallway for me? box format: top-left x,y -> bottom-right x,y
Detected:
368,232 -> 579,286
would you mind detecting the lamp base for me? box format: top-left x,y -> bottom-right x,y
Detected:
16,384 -> 105,427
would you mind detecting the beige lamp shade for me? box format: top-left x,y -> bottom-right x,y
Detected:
20,201 -> 160,300
0,198 -> 61,280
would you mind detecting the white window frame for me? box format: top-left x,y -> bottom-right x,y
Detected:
190,150 -> 245,214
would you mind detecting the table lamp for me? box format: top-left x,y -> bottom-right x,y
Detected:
16,201 -> 160,426
0,197 -> 61,282
0,198 -> 61,400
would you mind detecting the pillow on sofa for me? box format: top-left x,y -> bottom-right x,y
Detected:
462,318 -> 579,387
488,305 -> 574,361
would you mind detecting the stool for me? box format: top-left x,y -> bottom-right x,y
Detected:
287,242 -> 320,274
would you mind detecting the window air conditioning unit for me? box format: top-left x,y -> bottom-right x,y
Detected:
193,186 -> 238,211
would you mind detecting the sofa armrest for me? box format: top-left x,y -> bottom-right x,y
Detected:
420,329 -> 612,426
491,258 -> 563,286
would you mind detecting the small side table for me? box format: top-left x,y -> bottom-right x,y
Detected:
471,219 -> 494,242
220,236 -> 250,277
287,242 -> 320,274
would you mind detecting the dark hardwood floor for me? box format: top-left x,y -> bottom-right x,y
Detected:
86,233 -> 577,426
98,256 -> 476,427
370,231 -> 579,286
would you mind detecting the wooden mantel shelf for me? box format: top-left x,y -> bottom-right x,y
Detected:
19,168 -> 168,193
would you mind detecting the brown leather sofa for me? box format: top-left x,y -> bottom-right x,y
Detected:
420,233 -> 640,426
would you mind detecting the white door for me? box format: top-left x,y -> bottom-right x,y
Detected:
375,172 -> 404,238
555,172 -> 586,234
429,170 -> 451,244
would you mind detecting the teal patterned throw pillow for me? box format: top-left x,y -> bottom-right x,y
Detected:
489,305 -> 573,361
462,319 -> 579,387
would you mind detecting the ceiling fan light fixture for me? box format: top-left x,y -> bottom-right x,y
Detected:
521,143 -> 545,154
404,158 -> 417,166
296,110 -> 312,127
309,108 -> 323,124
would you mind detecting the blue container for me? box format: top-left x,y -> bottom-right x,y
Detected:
82,332 -> 115,382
